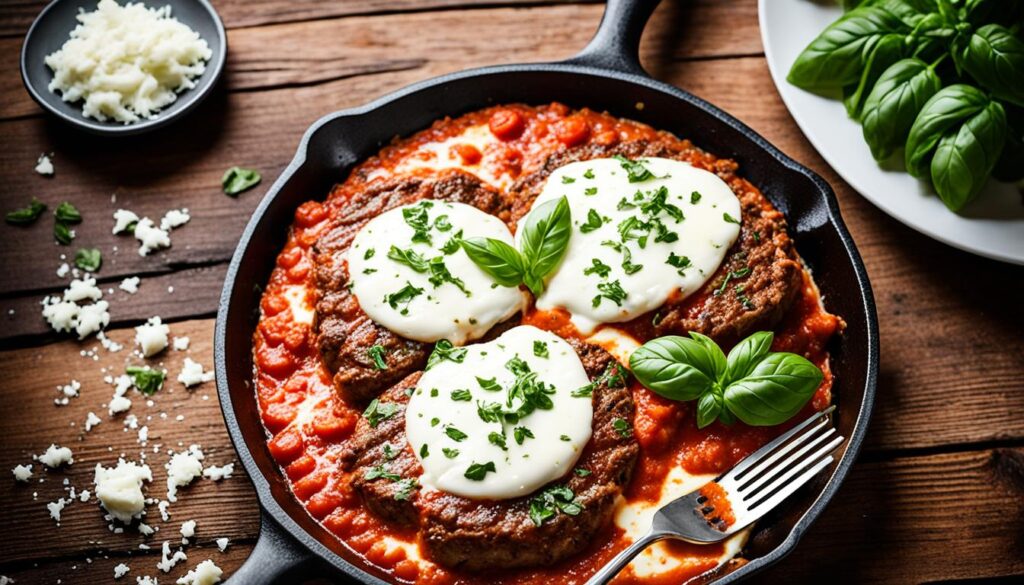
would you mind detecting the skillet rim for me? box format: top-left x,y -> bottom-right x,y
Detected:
215,60 -> 879,584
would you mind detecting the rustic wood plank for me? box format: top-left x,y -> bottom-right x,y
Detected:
1,0 -> 761,120
0,319 -> 260,570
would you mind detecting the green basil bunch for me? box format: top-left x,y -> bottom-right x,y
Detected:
629,331 -> 823,428
788,0 -> 1024,213
460,196 -> 571,296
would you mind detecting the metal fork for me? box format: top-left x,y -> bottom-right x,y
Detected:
586,407 -> 844,585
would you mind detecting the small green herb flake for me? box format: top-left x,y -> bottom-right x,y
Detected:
560,435 -> 571,442
420,444 -> 429,458
612,417 -> 632,438
690,191 -> 702,204
364,465 -> 401,482
574,467 -> 591,477
476,376 -> 502,392
442,447 -> 459,459
126,366 -> 165,396
54,222 -> 74,245
383,443 -> 398,460
222,167 -> 262,196
364,248 -> 376,260
579,209 -> 606,234
666,252 -> 690,275
385,281 -> 424,315
393,478 -> 418,501
583,169 -> 595,179
488,432 -> 508,451
464,461 -> 496,481
430,417 -> 440,427
584,187 -> 598,196
450,388 -> 472,402
561,175 -> 576,184
444,425 -> 468,442
592,280 -> 627,308
513,426 -> 534,445
723,212 -> 741,225
363,399 -> 399,428
54,202 -> 81,224
583,258 -> 612,279
5,198 -> 46,225
427,339 -> 468,370
613,155 -> 657,182
74,248 -> 102,272
368,345 -> 388,370
533,340 -> 549,358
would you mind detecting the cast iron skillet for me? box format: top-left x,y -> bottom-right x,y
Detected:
215,0 -> 879,582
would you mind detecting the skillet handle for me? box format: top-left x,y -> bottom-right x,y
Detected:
227,511 -> 320,584
564,0 -> 661,76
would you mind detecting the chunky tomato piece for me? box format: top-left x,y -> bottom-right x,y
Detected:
268,428 -> 304,465
256,345 -> 296,379
451,143 -> 482,165
260,293 -> 288,317
488,109 -> 525,141
277,246 -> 303,269
285,454 -> 317,481
295,201 -> 327,228
555,116 -> 590,146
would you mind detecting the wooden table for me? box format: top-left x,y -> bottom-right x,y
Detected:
1,1 -> 1022,583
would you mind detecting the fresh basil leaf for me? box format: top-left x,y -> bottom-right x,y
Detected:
862,58 -> 943,161
725,331 -> 774,383
931,99 -> 1007,211
687,332 -> 727,382
723,353 -> 823,426
460,237 -> 525,287
960,24 -> 1024,107
387,245 -> 429,272
787,6 -> 908,92
54,221 -> 74,245
905,84 -> 990,178
54,202 -> 81,223
519,196 -> 571,295
5,198 -> 46,225
222,167 -> 262,196
696,391 -> 723,429
74,248 -> 102,272
842,33 -> 907,118
126,366 -> 165,396
628,336 -> 717,401
464,461 -> 496,481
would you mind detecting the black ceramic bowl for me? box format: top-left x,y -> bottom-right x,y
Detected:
20,0 -> 226,136
215,1 -> 879,583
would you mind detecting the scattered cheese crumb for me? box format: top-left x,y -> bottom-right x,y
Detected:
172,336 -> 190,350
98,330 -> 124,352
176,559 -> 222,585
75,300 -> 111,339
135,316 -> 170,357
158,499 -> 170,521
157,540 -> 188,573
177,357 -> 213,387
215,537 -> 228,552
165,445 -> 203,502
180,519 -> 196,543
134,218 -> 171,256
202,463 -> 233,482
37,444 -> 74,468
65,277 -> 103,302
137,576 -> 159,585
94,459 -> 152,523
110,395 -> 132,415
12,464 -> 33,482
47,497 -> 68,522
85,412 -> 102,431
160,208 -> 190,231
56,262 -> 70,278
114,563 -> 130,579
120,276 -> 141,294
113,209 -> 140,234
35,153 -> 54,175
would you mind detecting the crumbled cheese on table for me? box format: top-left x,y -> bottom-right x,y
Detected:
37,444 -> 74,468
12,464 -> 33,482
94,459 -> 152,523
176,559 -> 222,585
177,357 -> 213,387
135,316 -> 170,357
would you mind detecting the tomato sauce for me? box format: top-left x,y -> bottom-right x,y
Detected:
251,104 -> 842,584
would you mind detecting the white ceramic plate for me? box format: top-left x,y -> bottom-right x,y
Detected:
759,0 -> 1024,265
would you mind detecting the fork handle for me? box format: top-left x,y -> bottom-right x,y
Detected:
584,530 -> 669,585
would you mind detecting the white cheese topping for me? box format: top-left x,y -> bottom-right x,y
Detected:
135,316 -> 170,357
176,559 -> 222,585
165,445 -> 204,502
94,459 -> 152,523
177,357 -> 213,387
35,154 -> 54,176
180,519 -> 196,540
12,464 -> 33,482
160,208 -> 191,231
406,325 -> 592,499
114,563 -> 130,579
44,0 -> 212,124
349,200 -> 525,344
120,276 -> 141,294
520,157 -> 741,334
134,218 -> 171,256
37,444 -> 74,468
215,537 -> 229,551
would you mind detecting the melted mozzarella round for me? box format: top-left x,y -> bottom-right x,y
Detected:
405,325 -> 592,500
348,201 -> 525,344
520,157 -> 741,334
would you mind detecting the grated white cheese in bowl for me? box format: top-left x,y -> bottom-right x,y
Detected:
44,0 -> 212,124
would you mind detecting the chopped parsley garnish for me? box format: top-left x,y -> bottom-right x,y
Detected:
444,425 -> 468,442
533,340 -> 549,358
442,447 -> 459,458
54,201 -> 82,223
364,465 -> 401,481
736,285 -> 755,310
222,167 -> 262,196
364,399 -> 399,428
714,267 -> 751,297
402,201 -> 434,244
441,229 -> 464,255
601,240 -> 642,276
387,246 -> 429,272
434,214 -> 452,232
430,417 -> 440,427
393,478 -> 418,500
579,209 -> 606,233
368,345 -> 388,370
476,377 -> 502,392
364,248 -> 376,260
74,248 -> 102,272
450,388 -> 472,401
561,175 -> 576,184
753,231 -> 762,243
488,432 -> 508,451
513,426 -> 535,445
430,388 -> 439,397
529,485 -> 583,526
612,417 -> 633,438
419,444 -> 429,458
613,155 -> 658,182
385,281 -> 423,315
584,187 -> 598,196
5,198 -> 46,225
476,400 -> 503,424
427,256 -> 470,296
666,252 -> 691,275
383,443 -> 399,460
592,280 -> 627,308
126,366 -> 165,396
464,461 -> 497,481
560,434 -> 571,441
574,467 -> 591,477
426,339 -> 468,369
691,191 -> 702,204
583,258 -> 612,279
572,363 -> 628,397
583,168 -> 595,179
723,212 -> 741,225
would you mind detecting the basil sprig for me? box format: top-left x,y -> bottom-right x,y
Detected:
461,196 -> 571,296
222,167 -> 262,196
787,0 -> 1024,211
629,331 -> 823,428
